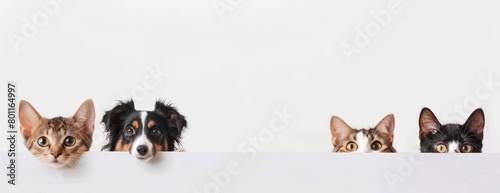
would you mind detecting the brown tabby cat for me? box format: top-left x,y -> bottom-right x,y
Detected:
19,99 -> 95,168
330,114 -> 396,153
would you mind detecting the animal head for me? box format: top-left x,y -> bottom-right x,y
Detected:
419,107 -> 484,153
101,100 -> 187,161
330,114 -> 396,153
19,99 -> 95,168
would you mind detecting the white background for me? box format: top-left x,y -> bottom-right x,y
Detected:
1,0 -> 499,154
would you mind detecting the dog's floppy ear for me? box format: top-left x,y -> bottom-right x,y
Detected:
101,100 -> 135,151
154,100 -> 187,138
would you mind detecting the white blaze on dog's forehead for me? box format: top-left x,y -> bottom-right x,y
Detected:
448,141 -> 459,153
354,132 -> 370,153
140,111 -> 147,126
134,132 -> 149,145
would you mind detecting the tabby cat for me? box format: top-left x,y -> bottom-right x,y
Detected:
419,107 -> 484,153
19,99 -> 95,168
330,114 -> 396,152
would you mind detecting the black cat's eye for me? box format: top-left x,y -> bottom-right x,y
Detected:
37,136 -> 49,147
346,142 -> 358,151
461,144 -> 473,153
371,141 -> 382,151
64,136 -> 76,147
151,128 -> 161,137
124,126 -> 136,137
436,143 -> 447,153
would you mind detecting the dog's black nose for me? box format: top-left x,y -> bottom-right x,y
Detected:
137,145 -> 148,156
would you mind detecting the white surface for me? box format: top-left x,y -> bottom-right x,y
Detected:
1,151 -> 500,193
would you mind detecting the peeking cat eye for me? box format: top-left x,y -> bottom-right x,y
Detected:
346,142 -> 358,151
461,144 -> 473,153
124,126 -> 136,137
370,141 -> 382,151
436,143 -> 447,153
64,136 -> 76,147
37,137 -> 49,147
151,128 -> 161,137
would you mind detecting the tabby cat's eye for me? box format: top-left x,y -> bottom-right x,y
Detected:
461,144 -> 473,153
37,136 -> 49,147
370,141 -> 382,151
346,142 -> 358,151
436,143 -> 447,153
64,136 -> 76,147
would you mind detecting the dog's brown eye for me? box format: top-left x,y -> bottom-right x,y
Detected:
125,126 -> 136,136
37,136 -> 49,147
64,136 -> 76,147
371,141 -> 382,151
151,128 -> 161,136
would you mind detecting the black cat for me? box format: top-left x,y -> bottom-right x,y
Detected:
419,107 -> 484,153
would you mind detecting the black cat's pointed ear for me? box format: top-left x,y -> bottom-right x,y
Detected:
464,108 -> 484,140
375,114 -> 395,141
73,99 -> 96,136
419,107 -> 441,140
154,100 -> 187,136
330,116 -> 351,146
19,100 -> 45,139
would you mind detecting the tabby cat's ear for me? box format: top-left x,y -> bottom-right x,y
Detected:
19,100 -> 43,139
375,114 -> 395,141
73,99 -> 96,136
464,108 -> 484,140
419,107 -> 441,140
330,116 -> 351,146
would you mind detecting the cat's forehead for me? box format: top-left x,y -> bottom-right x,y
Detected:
435,124 -> 465,138
32,117 -> 80,135
47,117 -> 75,129
350,128 -> 391,142
350,129 -> 371,139
353,128 -> 371,134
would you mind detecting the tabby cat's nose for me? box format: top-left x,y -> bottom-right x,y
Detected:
52,152 -> 61,158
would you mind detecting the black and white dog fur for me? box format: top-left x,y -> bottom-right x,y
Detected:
101,100 -> 187,161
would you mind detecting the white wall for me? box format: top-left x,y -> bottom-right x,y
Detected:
2,0 -> 500,155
